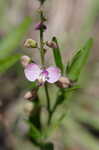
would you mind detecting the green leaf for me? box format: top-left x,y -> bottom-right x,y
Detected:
0,54 -> 20,73
42,115 -> 65,138
66,38 -> 93,81
0,17 -> 32,59
29,124 -> 41,139
52,85 -> 80,114
27,121 -> 41,140
64,85 -> 80,93
52,37 -> 64,74
41,143 -> 54,150
53,89 -> 65,109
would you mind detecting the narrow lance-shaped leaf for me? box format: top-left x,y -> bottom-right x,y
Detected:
26,120 -> 41,140
0,17 -> 32,59
0,54 -> 20,73
52,37 -> 64,74
52,39 -> 93,117
52,85 -> 80,113
66,38 -> 93,81
40,143 -> 54,150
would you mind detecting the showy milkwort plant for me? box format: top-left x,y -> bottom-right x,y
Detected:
20,0 -> 93,149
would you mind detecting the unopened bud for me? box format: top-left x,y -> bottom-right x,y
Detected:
21,55 -> 31,68
35,22 -> 47,30
24,89 -> 37,101
24,39 -> 37,48
43,48 -> 47,54
46,41 -> 58,49
56,76 -> 71,88
24,102 -> 33,114
24,91 -> 33,100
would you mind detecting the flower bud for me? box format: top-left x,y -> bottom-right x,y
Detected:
24,39 -> 37,48
24,102 -> 33,114
35,22 -> 47,30
21,55 -> 31,68
46,41 -> 58,49
24,89 -> 37,101
43,48 -> 47,54
38,0 -> 46,5
24,91 -> 33,100
56,76 -> 71,88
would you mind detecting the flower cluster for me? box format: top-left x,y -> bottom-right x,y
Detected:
21,9 -> 71,102
19,2 -> 92,149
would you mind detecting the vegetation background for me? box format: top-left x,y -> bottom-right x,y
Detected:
0,0 -> 99,150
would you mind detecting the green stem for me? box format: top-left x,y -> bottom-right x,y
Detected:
44,83 -> 50,114
40,11 -> 44,66
40,27 -> 44,66
39,10 -> 51,124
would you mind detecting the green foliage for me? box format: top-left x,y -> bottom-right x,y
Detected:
66,38 -> 93,81
43,114 -> 66,138
27,97 -> 42,144
51,38 -> 93,125
0,17 -> 32,59
52,37 -> 64,74
52,85 -> 80,113
0,54 -> 20,73
0,17 -> 32,74
27,121 -> 41,140
29,101 -> 41,130
49,38 -> 93,131
41,143 -> 54,150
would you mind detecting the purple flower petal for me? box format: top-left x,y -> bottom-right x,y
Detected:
41,70 -> 49,77
35,22 -> 42,30
46,67 -> 61,83
35,22 -> 47,30
24,63 -> 41,82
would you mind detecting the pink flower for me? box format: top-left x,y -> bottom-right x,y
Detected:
24,63 -> 61,84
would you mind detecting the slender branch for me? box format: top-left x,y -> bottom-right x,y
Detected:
44,83 -> 50,113
40,11 -> 44,66
39,10 -> 51,124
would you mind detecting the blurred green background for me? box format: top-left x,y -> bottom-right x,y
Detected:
0,0 -> 99,150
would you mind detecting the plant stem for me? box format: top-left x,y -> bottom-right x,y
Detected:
40,11 -> 44,66
44,83 -> 50,114
39,10 -> 51,124
40,30 -> 44,66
